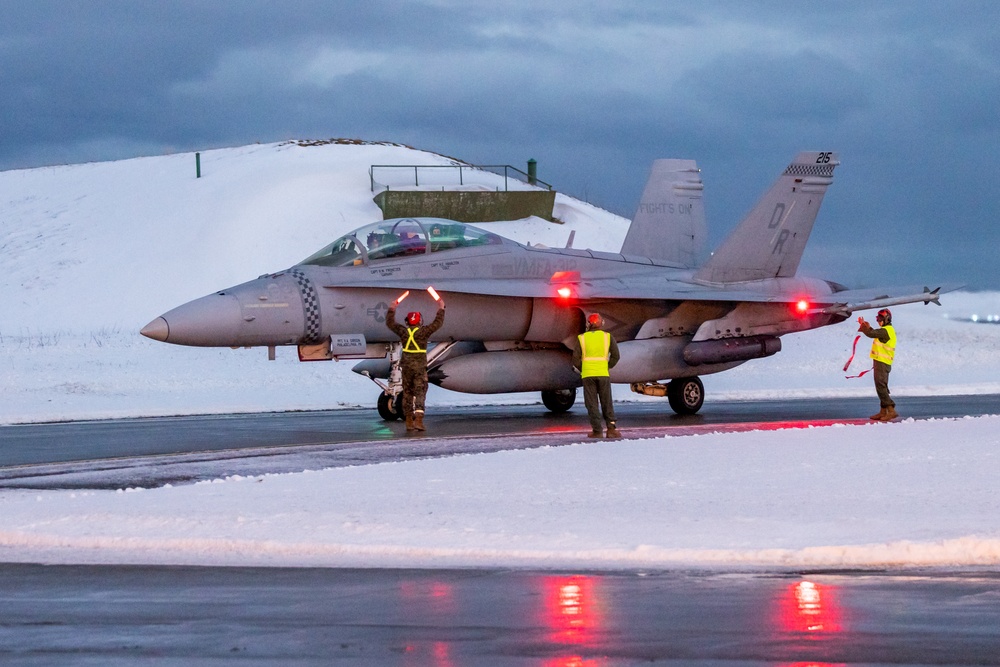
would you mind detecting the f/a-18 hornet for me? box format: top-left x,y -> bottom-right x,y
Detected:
142,152 -> 950,419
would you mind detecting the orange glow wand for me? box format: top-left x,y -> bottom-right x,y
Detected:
394,290 -> 410,305
427,286 -> 440,301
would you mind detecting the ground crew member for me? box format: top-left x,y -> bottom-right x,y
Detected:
573,312 -> 621,438
858,308 -> 897,421
386,290 -> 446,432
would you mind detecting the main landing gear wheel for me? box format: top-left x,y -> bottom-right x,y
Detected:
541,388 -> 576,413
667,376 -> 704,415
377,392 -> 404,421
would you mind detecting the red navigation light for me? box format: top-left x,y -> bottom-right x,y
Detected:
551,271 -> 580,305
794,299 -> 810,316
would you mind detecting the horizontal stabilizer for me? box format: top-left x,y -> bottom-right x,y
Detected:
695,152 -> 838,283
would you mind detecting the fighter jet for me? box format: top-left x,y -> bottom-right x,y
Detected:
141,151 -> 951,419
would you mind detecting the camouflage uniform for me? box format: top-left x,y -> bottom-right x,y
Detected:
386,305 -> 446,424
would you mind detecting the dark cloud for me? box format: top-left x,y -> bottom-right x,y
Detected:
2,1 -> 1000,288
680,51 -> 868,125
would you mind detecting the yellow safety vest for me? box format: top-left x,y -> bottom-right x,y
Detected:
578,330 -> 611,378
869,324 -> 896,365
403,327 -> 426,353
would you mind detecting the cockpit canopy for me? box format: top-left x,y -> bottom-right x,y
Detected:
300,218 -> 504,267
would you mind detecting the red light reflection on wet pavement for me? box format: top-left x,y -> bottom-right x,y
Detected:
393,573 -> 856,665
770,579 -> 846,666
541,575 -> 604,667
402,641 -> 454,667
400,580 -> 457,667
537,424 -> 589,434
777,580 -> 843,635
627,418 -> 871,439
542,656 -> 604,667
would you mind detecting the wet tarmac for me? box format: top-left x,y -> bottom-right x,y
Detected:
2,564 -> 998,665
2,394 -> 997,468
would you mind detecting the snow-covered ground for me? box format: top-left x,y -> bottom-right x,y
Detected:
2,141 -> 999,570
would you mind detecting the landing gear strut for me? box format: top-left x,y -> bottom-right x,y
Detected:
363,342 -> 404,422
365,341 -> 460,421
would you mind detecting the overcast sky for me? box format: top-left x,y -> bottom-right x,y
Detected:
3,1 -> 999,289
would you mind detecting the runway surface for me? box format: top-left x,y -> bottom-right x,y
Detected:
2,395 -> 998,664
2,564 -> 999,665
1,394 -> 997,490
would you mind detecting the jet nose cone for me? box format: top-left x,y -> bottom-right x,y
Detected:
140,317 -> 170,342
143,292 -> 243,346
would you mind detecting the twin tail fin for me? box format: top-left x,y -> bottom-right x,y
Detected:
620,159 -> 706,268
693,151 -> 839,284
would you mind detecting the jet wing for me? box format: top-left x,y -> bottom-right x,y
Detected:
323,272 -> 738,300
581,278 -> 963,313
581,278 -> 963,310
326,272 -> 960,311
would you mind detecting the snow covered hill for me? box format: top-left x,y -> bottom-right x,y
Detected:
2,140 -> 625,332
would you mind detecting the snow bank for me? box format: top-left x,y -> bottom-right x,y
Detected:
2,416 -> 998,570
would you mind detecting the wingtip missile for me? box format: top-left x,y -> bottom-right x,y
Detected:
809,284 -> 957,317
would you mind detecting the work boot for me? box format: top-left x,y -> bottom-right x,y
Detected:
405,414 -> 415,431
869,408 -> 886,421
605,423 -> 622,439
881,406 -> 899,421
413,411 -> 425,431
587,429 -> 603,439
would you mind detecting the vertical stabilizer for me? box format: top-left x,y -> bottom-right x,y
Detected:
620,159 -> 706,267
694,151 -> 839,283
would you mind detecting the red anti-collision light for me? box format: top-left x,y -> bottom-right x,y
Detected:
557,286 -> 573,299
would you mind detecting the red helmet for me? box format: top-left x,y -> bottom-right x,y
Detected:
877,308 -> 892,325
587,313 -> 604,328
405,311 -> 422,326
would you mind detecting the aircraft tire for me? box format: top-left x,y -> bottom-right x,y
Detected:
377,392 -> 404,421
667,376 -> 704,415
541,388 -> 576,413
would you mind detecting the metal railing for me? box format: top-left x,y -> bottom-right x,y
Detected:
369,164 -> 553,193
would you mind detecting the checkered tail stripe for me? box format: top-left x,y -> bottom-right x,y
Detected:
784,163 -> 836,178
289,269 -> 322,343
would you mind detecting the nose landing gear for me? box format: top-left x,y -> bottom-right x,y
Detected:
376,391 -> 405,421
361,342 -> 404,421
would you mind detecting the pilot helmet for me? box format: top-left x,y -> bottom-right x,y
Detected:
405,311 -> 422,326
587,313 -> 604,329
876,308 -> 892,325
